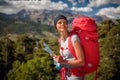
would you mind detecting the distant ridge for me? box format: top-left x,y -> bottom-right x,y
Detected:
0,9 -> 110,25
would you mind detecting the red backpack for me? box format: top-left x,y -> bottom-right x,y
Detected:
68,16 -> 100,78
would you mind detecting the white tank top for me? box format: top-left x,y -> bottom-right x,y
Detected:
60,34 -> 80,60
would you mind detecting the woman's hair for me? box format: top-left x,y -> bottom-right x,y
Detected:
54,15 -> 68,29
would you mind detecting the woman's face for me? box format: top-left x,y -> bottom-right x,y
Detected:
56,19 -> 68,32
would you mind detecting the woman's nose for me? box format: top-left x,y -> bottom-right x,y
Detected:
61,22 -> 65,25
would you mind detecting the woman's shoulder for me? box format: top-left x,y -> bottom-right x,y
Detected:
71,34 -> 79,39
70,34 -> 80,44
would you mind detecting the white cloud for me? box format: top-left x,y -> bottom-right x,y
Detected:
78,0 -> 85,3
111,0 -> 120,5
71,6 -> 93,12
68,0 -> 77,6
68,0 -> 85,6
0,0 -> 68,14
88,0 -> 120,7
88,0 -> 109,7
96,6 -> 120,19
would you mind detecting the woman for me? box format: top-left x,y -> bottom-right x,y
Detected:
54,15 -> 85,80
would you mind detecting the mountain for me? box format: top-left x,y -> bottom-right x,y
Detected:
5,9 -> 109,24
0,9 -> 112,36
0,9 -> 110,26
92,15 -> 110,23
14,9 -> 81,25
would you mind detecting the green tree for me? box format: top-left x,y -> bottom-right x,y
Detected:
98,19 -> 120,80
0,34 -> 16,80
8,57 -> 57,80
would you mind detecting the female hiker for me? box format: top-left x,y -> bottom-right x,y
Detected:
54,15 -> 85,80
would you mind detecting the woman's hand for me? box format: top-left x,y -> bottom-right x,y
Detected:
54,56 -> 63,63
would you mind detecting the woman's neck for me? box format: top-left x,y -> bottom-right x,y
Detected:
60,31 -> 69,40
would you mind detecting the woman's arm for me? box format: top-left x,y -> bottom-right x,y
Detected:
55,39 -> 85,67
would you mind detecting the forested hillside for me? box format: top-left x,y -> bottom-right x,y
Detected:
0,15 -> 120,80
0,13 -> 58,38
97,19 -> 120,80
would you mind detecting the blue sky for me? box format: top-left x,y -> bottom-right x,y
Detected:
0,0 -> 120,19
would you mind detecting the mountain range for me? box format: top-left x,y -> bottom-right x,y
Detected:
0,9 -> 110,25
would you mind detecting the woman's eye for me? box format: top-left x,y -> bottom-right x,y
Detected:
58,22 -> 62,24
58,22 -> 67,24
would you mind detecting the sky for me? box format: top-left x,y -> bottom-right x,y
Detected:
0,0 -> 120,19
